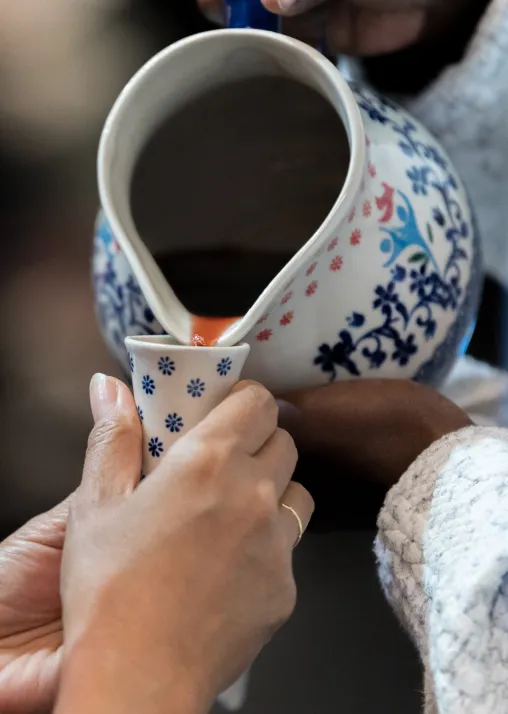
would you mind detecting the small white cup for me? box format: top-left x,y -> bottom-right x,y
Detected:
125,335 -> 250,476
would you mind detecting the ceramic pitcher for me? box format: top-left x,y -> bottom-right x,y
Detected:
92,29 -> 481,391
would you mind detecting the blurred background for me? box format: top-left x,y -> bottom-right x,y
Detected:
0,0 -> 213,531
0,3 -> 502,713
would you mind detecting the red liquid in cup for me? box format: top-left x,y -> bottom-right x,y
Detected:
190,316 -> 241,346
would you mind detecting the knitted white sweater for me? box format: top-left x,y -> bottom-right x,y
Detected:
374,7 -> 508,710
377,423 -> 508,714
373,356 -> 508,714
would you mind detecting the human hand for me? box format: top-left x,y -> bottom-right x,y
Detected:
55,376 -> 313,714
0,497 -> 69,714
199,0 -> 482,56
278,379 -> 472,488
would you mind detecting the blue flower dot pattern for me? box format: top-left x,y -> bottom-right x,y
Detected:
158,356 -> 176,376
142,375 -> 155,395
217,357 -> 232,376
137,405 -> 144,422
165,413 -> 184,433
187,378 -> 206,398
128,353 -> 134,373
148,437 -> 164,458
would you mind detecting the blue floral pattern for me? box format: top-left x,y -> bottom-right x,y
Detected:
158,356 -> 175,375
187,378 -> 206,398
165,413 -> 184,433
137,405 -> 144,422
148,437 -> 164,458
92,82 -> 480,392
142,375 -> 155,395
378,191 -> 439,271
92,218 -> 165,375
406,166 -> 431,196
217,357 -> 233,376
128,353 -> 134,373
313,85 -> 480,383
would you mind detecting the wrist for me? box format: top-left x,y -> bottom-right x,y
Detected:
55,625 -> 210,714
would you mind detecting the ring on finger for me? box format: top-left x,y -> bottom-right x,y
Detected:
280,502 -> 304,548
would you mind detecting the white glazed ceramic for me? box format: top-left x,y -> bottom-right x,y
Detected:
126,335 -> 250,476
94,29 -> 481,391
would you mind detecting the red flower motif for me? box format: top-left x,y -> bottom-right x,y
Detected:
327,237 -> 338,252
305,280 -> 318,296
330,255 -> 343,271
368,162 -> 376,178
280,311 -> 294,326
281,290 -> 293,305
348,207 -> 356,223
256,314 -> 268,325
375,183 -> 395,223
306,262 -> 317,276
363,200 -> 372,217
256,328 -> 272,342
350,229 -> 361,246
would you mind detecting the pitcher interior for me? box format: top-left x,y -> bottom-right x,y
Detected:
130,73 -> 350,319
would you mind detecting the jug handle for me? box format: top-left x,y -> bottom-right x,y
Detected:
225,0 -> 281,31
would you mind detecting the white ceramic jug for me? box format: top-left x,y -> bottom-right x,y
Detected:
93,29 -> 481,392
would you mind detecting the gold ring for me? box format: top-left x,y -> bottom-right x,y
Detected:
281,503 -> 304,549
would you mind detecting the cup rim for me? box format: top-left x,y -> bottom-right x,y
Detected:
100,29 -> 365,346
125,335 -> 251,351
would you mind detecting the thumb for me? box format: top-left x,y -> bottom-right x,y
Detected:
81,374 -> 142,504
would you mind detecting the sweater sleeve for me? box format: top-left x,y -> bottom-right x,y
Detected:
376,425 -> 508,713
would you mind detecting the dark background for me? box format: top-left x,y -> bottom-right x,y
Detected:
0,3 -> 503,713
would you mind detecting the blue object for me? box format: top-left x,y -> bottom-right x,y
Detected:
225,0 -> 280,31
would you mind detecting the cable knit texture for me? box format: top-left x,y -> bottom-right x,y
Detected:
376,426 -> 508,713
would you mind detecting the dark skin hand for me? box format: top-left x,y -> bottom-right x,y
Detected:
278,379 -> 472,487
199,0 -> 488,92
199,0 -> 483,55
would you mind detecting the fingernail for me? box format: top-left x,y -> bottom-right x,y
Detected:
276,399 -> 302,437
277,0 -> 316,13
90,374 -> 119,422
203,6 -> 225,24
